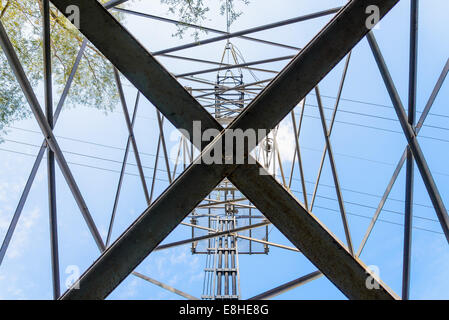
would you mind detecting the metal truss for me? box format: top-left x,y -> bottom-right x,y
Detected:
0,0 -> 448,300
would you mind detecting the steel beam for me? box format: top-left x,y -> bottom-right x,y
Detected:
249,271 -> 322,300
175,55 -> 295,78
194,79 -> 272,99
403,0 -> 418,300
180,220 -> 294,253
367,32 -> 449,244
162,54 -> 279,74
104,0 -> 128,9
132,271 -> 199,300
0,20 -> 105,251
228,164 -> 397,300
154,222 -> 270,251
113,69 -> 151,204
288,99 -> 306,189
155,110 -> 172,183
106,92 -> 141,247
357,58 -> 449,255
0,40 -> 87,265
51,0 -> 400,300
291,110 -> 308,208
315,86 -> 354,255
310,52 -> 352,210
254,57 -> 449,297
43,0 -> 60,299
112,7 -> 301,51
152,7 -> 342,56
236,234 -> 299,253
149,133 -> 162,203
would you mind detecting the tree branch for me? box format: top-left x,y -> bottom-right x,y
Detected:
0,0 -> 11,19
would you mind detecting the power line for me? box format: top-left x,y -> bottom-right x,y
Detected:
0,144 -> 443,237
112,104 -> 449,143
314,205 -> 443,236
3,129 -> 446,209
305,103 -> 449,133
0,146 -> 168,183
7,115 -> 449,172
301,113 -> 449,144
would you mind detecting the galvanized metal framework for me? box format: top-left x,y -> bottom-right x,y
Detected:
0,0 -> 447,300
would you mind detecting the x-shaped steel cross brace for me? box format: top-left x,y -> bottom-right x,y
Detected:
48,0 -> 400,300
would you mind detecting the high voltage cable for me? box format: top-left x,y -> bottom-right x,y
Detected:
121,59 -> 449,121
27,87 -> 449,143
32,81 -> 449,137
109,106 -> 449,143
0,141 -> 436,214
3,129 -> 447,209
0,147 -> 168,183
314,205 -> 443,236
6,125 -> 449,178
0,144 -> 443,236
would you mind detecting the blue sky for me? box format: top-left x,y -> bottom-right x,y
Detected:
0,0 -> 448,300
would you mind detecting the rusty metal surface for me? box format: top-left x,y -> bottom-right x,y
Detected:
229,164 -> 398,300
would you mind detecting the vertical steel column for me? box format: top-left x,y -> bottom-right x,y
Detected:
231,218 -> 237,296
43,0 -> 60,299
403,0 -> 418,300
291,110 -> 308,208
0,19 -> 105,252
315,86 -> 354,255
357,58 -> 449,256
224,220 -> 229,297
156,110 -> 172,183
113,69 -> 151,205
288,99 -> 306,189
366,32 -> 449,242
149,134 -> 162,203
53,0 -> 400,299
367,31 -> 449,244
249,207 -> 252,253
106,92 -> 141,247
0,40 -> 87,266
217,220 -> 223,297
310,52 -> 351,210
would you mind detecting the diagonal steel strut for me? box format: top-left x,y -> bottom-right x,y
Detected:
0,22 -> 105,252
367,32 -> 449,244
49,0 -> 400,300
0,40 -> 87,265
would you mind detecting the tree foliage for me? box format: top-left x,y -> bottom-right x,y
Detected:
161,0 -> 249,39
0,0 -> 120,137
0,0 -> 248,139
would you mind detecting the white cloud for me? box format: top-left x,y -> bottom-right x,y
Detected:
0,181 -> 24,203
120,278 -> 139,299
275,120 -> 297,163
170,250 -> 187,265
0,207 -> 41,260
0,274 -> 27,300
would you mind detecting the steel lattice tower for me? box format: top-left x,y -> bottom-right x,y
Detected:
0,0 -> 448,301
192,39 -> 274,299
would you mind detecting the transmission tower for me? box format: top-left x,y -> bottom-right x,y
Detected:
0,0 -> 447,301
191,41 -> 277,300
